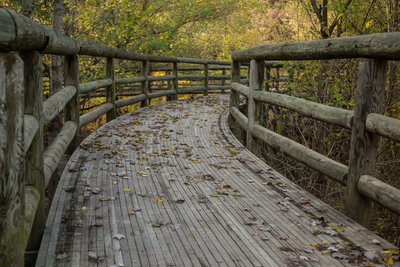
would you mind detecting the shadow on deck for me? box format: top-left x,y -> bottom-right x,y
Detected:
37,95 -> 397,267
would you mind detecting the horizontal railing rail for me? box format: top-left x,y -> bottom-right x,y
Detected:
0,8 -> 232,264
229,32 -> 400,229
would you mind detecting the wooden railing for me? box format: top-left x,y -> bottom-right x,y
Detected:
0,8 -> 231,265
229,33 -> 400,229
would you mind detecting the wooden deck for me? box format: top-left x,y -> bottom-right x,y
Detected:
36,95 -> 397,267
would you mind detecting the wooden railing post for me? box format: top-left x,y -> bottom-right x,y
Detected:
247,60 -> 265,156
204,63 -> 209,96
229,61 -> 246,143
221,69 -> 226,93
166,69 -> 172,101
345,59 -> 388,227
22,51 -> 45,251
64,54 -> 80,154
106,57 -> 116,121
0,52 -> 25,266
141,60 -> 149,107
172,62 -> 178,100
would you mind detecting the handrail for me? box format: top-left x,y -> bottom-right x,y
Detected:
229,33 -> 400,229
0,8 -> 232,264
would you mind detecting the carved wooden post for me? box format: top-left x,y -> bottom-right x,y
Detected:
247,60 -> 265,157
221,69 -> 226,93
0,52 -> 25,266
106,57 -> 116,121
22,51 -> 45,251
172,62 -> 178,100
204,63 -> 209,96
141,60 -> 149,107
345,59 -> 388,227
64,54 -> 80,154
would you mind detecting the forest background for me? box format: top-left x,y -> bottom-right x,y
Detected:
1,0 -> 399,246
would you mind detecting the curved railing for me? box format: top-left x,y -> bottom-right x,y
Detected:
0,8 -> 234,264
229,32 -> 400,229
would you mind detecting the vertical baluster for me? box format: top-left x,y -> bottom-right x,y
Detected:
141,60 -> 149,107
23,51 -> 45,251
0,52 -> 25,266
247,60 -> 265,157
106,57 -> 116,121
345,59 -> 387,227
172,62 -> 178,100
64,54 -> 80,153
204,63 -> 209,96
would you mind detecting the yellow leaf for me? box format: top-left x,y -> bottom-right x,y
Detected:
123,188 -> 131,192
184,182 -> 191,186
209,194 -> 220,197
197,179 -> 204,183
232,193 -> 244,197
322,240 -> 329,245
192,160 -> 201,163
307,214 -> 315,219
217,152 -> 224,154
310,243 -> 320,248
322,250 -> 330,254
82,206 -> 87,211
92,173 -> 97,178
343,241 -> 350,246
100,197 -> 111,201
128,210 -> 135,215
331,226 -> 344,232
155,199 -> 163,203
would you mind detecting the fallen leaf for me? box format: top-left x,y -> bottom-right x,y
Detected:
371,239 -> 380,245
299,255 -> 309,261
100,197 -> 111,201
232,193 -> 245,197
92,173 -> 97,178
219,184 -> 231,189
91,187 -> 101,194
330,226 -> 344,232
137,171 -> 147,176
155,199 -> 163,203
322,250 -> 330,254
128,210 -> 135,215
184,182 -> 191,186
168,178 -> 175,182
56,252 -> 67,260
209,194 -> 220,197
364,250 -> 380,260
64,186 -> 75,193
113,233 -> 125,240
252,232 -> 259,236
94,222 -> 103,227
123,188 -> 131,192
322,240 -> 329,245
174,199 -> 185,204
310,244 -> 320,248
82,206 -> 87,211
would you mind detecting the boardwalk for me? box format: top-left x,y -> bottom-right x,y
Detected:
37,95 -> 396,267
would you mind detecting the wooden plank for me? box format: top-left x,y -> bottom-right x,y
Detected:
345,59 -> 387,227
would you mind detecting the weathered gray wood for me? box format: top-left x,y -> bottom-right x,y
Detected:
172,62 -> 178,100
221,69 -> 226,93
247,60 -> 264,156
141,60 -> 149,107
366,113 -> 400,142
345,59 -> 388,227
147,75 -> 176,81
42,85 -> 76,125
0,52 -> 25,266
64,54 -> 80,153
23,115 -> 38,154
253,88 -> 354,129
232,32 -> 400,61
115,76 -> 146,85
229,106 -> 248,129
203,63 -> 209,96
21,51 -> 46,251
251,124 -> 348,183
148,90 -> 175,99
177,87 -> 207,94
79,103 -> 113,126
230,82 -> 250,97
106,57 -> 116,121
23,186 -> 40,249
358,175 -> 400,215
229,61 -> 246,143
115,94 -> 146,108
208,85 -> 230,91
178,74 -> 205,81
80,79 -> 113,93
43,121 -> 77,186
